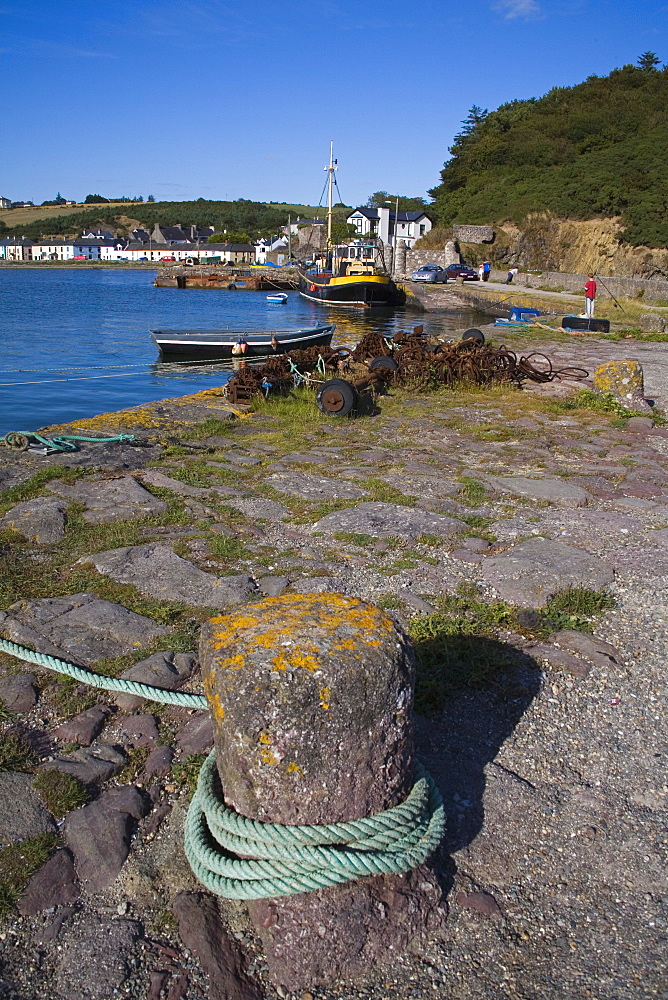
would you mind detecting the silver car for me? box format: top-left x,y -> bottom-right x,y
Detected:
411,264 -> 447,283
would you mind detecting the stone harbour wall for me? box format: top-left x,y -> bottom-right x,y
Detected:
452,224 -> 494,243
494,268 -> 668,302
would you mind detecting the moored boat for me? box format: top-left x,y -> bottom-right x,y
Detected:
151,323 -> 335,360
297,144 -> 396,309
266,293 -> 288,303
298,261 -> 394,308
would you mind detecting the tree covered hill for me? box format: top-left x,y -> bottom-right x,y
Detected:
429,59 -> 668,248
0,199 -> 347,242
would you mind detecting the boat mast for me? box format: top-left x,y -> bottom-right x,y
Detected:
325,141 -> 336,247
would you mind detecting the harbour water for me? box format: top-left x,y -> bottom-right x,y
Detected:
0,268 -> 486,436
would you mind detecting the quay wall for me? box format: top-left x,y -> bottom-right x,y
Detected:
396,250 -> 668,303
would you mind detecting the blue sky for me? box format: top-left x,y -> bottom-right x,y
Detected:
1,0 -> 666,208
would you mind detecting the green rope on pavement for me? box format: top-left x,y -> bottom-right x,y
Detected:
0,637 -> 444,899
0,431 -> 136,453
0,638 -> 207,709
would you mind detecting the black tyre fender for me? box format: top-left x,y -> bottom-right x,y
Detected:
368,356 -> 399,372
461,328 -> 485,345
316,379 -> 359,416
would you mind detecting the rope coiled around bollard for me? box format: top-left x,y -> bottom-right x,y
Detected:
184,751 -> 445,899
0,637 -> 444,899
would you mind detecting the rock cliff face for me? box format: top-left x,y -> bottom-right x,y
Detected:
417,215 -> 668,280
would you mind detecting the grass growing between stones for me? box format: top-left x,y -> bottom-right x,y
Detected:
33,769 -> 88,818
0,467 -> 87,517
0,732 -> 36,772
539,587 -> 616,633
208,535 -> 251,561
408,593 -> 516,713
0,833 -> 60,918
459,477 -> 487,506
172,753 -> 207,793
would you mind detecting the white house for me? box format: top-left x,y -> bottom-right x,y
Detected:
346,206 -> 431,248
0,196 -> 11,210
254,236 -> 289,263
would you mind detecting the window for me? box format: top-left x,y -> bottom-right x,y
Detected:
419,225 -> 425,236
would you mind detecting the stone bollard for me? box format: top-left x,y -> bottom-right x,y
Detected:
199,593 -> 444,989
592,359 -> 651,413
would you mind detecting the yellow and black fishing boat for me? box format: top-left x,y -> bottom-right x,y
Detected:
298,143 -> 397,308
298,258 -> 394,308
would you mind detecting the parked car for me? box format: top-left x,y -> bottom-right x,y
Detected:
411,264 -> 447,283
160,256 -> 176,262
441,263 -> 479,281
72,254 -> 87,260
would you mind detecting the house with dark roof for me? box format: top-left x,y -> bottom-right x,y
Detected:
0,237 -> 34,261
346,206 -> 431,248
151,225 -> 190,244
0,196 -> 11,210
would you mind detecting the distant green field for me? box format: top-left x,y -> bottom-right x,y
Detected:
0,202 -> 139,227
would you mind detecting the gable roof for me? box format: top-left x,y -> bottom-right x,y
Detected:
348,206 -> 430,223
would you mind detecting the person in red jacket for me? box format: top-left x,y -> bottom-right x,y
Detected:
585,273 -> 597,318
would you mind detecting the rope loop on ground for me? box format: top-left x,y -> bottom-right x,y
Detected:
184,750 -> 444,899
0,431 -> 136,453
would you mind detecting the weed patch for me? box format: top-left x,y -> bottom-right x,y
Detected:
0,732 -> 36,772
332,531 -> 374,547
33,770 -> 88,818
459,477 -> 487,506
172,753 -> 206,793
208,536 -> 250,561
408,592 -> 516,712
0,833 -> 59,917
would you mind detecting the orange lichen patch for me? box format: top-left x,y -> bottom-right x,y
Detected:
203,676 -> 225,721
259,733 -> 272,745
208,595 -> 397,669
319,686 -> 330,710
270,649 -> 319,673
216,654 -> 245,671
286,762 -> 302,775
259,747 -> 278,766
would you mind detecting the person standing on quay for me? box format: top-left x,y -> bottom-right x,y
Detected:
482,260 -> 491,282
585,273 -> 597,317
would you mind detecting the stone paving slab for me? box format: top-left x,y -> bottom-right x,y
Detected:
82,542 -> 256,607
311,501 -> 466,540
265,471 -> 369,501
483,475 -> 592,507
48,476 -> 167,523
0,593 -> 168,665
139,468 -> 243,499
481,537 -> 615,607
0,497 -> 68,543
0,772 -> 57,847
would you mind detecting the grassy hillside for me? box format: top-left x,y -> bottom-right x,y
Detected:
0,200 -> 344,241
429,62 -> 668,248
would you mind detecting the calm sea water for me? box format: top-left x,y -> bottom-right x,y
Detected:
0,268 -> 486,435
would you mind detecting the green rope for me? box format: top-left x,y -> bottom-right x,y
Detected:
0,638 -> 207,709
0,637 -> 444,899
0,431 -> 136,453
184,751 -> 444,899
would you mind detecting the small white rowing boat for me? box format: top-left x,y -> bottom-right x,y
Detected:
266,293 -> 288,303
